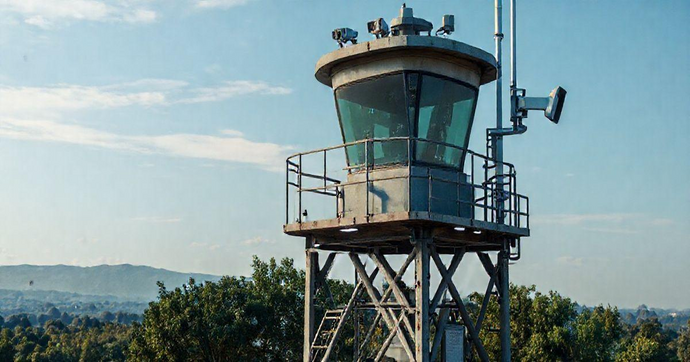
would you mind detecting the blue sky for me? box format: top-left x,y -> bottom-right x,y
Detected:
0,0 -> 687,309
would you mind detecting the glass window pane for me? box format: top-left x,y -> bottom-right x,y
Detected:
415,75 -> 477,168
335,74 -> 409,166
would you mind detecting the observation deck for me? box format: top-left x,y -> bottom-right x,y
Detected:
284,137 -> 529,254
284,17 -> 530,254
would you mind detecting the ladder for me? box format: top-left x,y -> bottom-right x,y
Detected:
310,309 -> 344,361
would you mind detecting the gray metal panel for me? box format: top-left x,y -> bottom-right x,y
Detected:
342,165 -> 472,219
315,35 -> 497,87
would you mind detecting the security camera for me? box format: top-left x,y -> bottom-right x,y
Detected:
332,28 -> 358,48
545,86 -> 567,124
367,18 -> 390,38
435,14 -> 454,36
516,86 -> 567,124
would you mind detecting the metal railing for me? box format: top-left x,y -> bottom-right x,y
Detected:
285,137 -> 529,230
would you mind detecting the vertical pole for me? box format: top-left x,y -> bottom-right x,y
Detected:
304,236 -> 317,362
353,268 -> 359,360
415,237 -> 430,362
494,0 -> 506,225
499,241 -> 511,362
510,0 -> 517,90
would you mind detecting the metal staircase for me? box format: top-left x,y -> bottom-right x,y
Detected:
310,309 -> 344,361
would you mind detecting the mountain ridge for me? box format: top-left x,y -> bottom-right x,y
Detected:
0,264 -> 223,301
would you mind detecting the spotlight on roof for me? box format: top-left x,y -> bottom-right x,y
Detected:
516,86 -> 568,124
473,230 -> 482,235
454,227 -> 466,232
332,28 -> 358,48
435,14 -> 455,36
367,18 -> 390,38
340,228 -> 358,233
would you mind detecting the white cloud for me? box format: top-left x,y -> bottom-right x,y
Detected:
0,79 -> 292,117
178,81 -> 292,104
0,79 -> 293,170
0,84 -> 167,117
24,16 -> 52,29
123,8 -> 156,23
195,0 -> 254,9
241,236 -> 272,245
0,118 -> 292,170
0,0 -> 157,27
650,218 -> 674,226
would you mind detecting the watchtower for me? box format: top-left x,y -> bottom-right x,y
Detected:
285,4 -> 566,361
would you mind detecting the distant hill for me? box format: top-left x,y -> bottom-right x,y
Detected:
0,264 -> 222,301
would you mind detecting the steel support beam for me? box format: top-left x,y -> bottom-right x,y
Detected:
415,239 -> 430,362
304,237 -> 318,362
431,247 -> 490,362
499,245 -> 511,362
350,253 -> 416,361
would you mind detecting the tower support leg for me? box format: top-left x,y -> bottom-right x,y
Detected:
304,237 -> 317,362
415,239 -> 430,362
499,243 -> 511,362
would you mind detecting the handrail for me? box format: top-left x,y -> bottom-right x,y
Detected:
285,137 -> 529,229
286,136 -> 517,171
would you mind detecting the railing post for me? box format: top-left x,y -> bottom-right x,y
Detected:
482,158 -> 486,221
286,160 -> 289,225
471,154 -> 476,219
407,137 -> 412,213
298,154 -> 303,223
365,139 -> 370,218
428,169 -> 432,214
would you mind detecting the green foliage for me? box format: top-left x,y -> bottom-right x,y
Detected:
0,257 -> 685,362
616,318 -> 679,362
673,320 -> 690,362
573,305 -> 624,361
0,323 -> 131,361
469,284 -> 624,362
129,256 -> 307,361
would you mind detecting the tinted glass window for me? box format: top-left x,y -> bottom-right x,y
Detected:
415,75 -> 477,167
335,74 -> 409,166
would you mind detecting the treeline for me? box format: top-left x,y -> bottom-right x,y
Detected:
0,289 -> 147,317
0,307 -> 141,330
0,257 -> 686,361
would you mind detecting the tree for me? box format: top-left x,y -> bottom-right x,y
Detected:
616,318 -> 678,362
469,284 -> 624,362
673,320 -> 690,362
573,305 -> 624,361
129,257 -> 308,361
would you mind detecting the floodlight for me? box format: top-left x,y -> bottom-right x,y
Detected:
516,86 -> 567,124
367,18 -> 389,38
332,28 -> 358,47
435,14 -> 455,36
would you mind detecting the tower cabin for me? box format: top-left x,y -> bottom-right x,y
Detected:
284,6 -> 529,254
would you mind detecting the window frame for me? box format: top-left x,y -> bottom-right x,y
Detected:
332,70 -> 479,171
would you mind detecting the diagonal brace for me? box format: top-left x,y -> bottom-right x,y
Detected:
431,247 -> 490,362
